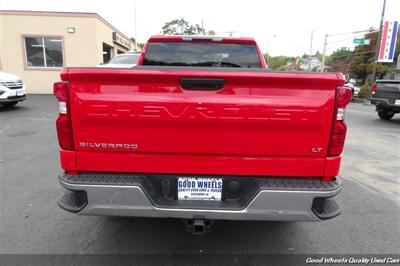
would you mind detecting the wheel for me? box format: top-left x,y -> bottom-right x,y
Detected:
378,109 -> 395,120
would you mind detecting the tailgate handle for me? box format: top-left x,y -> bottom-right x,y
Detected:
180,78 -> 224,90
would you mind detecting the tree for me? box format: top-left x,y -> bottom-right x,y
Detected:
263,54 -> 295,71
129,37 -> 145,51
330,60 -> 350,74
315,50 -> 323,61
161,18 -> 205,35
207,30 -> 216,36
328,48 -> 352,62
326,48 -> 353,74
349,31 -> 399,83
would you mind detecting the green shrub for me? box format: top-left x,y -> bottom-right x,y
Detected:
357,83 -> 371,99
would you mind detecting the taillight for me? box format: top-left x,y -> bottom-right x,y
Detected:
54,81 -> 68,114
54,81 -> 74,150
328,120 -> 347,156
372,83 -> 377,95
327,86 -> 352,157
56,115 -> 74,150
336,86 -> 353,109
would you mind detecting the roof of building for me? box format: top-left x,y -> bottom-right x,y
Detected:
0,10 -> 134,46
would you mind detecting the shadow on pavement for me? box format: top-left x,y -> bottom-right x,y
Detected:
82,217 -> 300,254
0,105 -> 28,112
370,117 -> 400,126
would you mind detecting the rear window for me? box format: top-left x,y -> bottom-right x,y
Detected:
109,54 -> 139,64
142,42 -> 262,68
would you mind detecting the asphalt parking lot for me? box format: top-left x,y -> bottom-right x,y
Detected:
0,95 -> 399,255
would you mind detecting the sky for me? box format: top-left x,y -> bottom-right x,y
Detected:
1,0 -> 399,56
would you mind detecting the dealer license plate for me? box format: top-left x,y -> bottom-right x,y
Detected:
178,177 -> 222,201
395,99 -> 400,105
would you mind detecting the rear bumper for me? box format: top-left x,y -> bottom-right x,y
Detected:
371,97 -> 400,111
58,173 -> 342,221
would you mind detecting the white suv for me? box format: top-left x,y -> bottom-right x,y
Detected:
0,71 -> 27,107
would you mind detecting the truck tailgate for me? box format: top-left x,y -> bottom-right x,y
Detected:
65,68 -> 339,177
375,80 -> 400,100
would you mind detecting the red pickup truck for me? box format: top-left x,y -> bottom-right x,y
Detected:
54,36 -> 351,234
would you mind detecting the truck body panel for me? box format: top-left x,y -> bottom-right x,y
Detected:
373,80 -> 400,102
64,68 -> 339,177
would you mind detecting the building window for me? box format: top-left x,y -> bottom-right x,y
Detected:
102,42 -> 113,63
24,36 -> 64,68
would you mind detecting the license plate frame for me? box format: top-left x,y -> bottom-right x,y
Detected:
177,177 -> 223,201
395,99 -> 400,105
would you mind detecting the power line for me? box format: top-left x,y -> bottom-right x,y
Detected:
327,29 -> 378,37
327,35 -> 372,45
321,28 -> 379,71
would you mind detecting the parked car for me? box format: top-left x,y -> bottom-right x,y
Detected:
345,82 -> 360,98
371,80 -> 400,120
54,36 -> 352,234
97,53 -> 140,68
0,71 -> 27,107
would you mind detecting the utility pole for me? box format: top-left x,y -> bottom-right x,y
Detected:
308,31 -> 314,71
201,19 -> 204,35
372,0 -> 387,81
321,34 -> 328,72
134,0 -> 137,51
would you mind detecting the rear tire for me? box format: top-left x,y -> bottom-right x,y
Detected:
378,109 -> 395,120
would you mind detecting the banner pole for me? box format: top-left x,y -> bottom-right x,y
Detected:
372,0 -> 387,81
